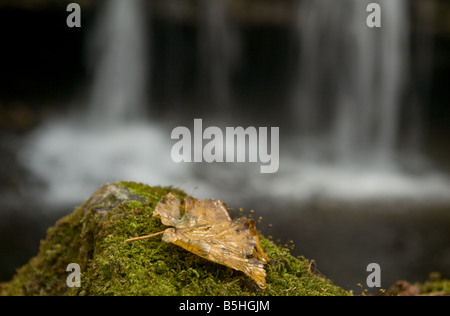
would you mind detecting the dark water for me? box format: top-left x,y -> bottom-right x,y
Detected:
0,202 -> 68,282
254,200 -> 450,293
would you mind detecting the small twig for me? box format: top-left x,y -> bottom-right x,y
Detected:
126,231 -> 164,242
308,259 -> 316,274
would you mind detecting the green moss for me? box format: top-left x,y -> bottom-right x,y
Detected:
116,181 -> 187,203
417,273 -> 450,295
1,182 -> 350,296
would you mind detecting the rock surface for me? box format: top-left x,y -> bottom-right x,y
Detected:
0,181 -> 350,296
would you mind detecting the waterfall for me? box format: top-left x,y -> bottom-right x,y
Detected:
20,0 -> 191,205
18,0 -> 450,206
197,0 -> 239,114
87,0 -> 149,124
293,0 -> 409,165
272,0 -> 450,201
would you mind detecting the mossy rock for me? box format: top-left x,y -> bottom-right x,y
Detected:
0,181 -> 350,296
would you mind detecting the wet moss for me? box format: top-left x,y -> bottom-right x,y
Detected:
0,182 -> 350,296
417,273 -> 450,295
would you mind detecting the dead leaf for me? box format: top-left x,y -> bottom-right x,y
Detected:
127,193 -> 269,289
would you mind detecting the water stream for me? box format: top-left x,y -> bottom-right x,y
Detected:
280,0 -> 450,202
18,0 -> 450,206
293,0 -> 407,162
19,0 -> 191,205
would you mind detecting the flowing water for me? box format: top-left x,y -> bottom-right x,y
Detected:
87,0 -> 149,124
197,0 -> 239,114
279,0 -> 450,202
18,0 -> 450,206
294,0 -> 408,164
19,0 -> 192,205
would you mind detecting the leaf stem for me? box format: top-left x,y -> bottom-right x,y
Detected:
126,230 -> 165,242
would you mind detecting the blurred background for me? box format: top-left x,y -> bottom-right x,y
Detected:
0,0 -> 450,293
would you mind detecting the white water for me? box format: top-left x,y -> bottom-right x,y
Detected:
293,0 -> 409,163
192,0 -> 450,204
20,0 -> 195,205
87,0 -> 149,124
197,0 -> 239,113
277,0 -> 450,202
19,0 -> 450,207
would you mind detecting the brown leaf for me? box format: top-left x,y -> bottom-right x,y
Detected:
129,193 -> 269,289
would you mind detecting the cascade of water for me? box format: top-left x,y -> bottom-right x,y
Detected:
20,0 -> 192,205
197,0 -> 239,114
87,0 -> 149,124
19,0 -> 450,206
267,0 -> 450,201
294,0 -> 409,165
